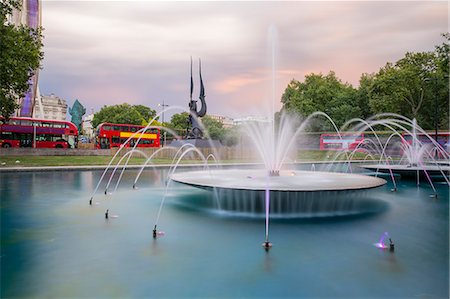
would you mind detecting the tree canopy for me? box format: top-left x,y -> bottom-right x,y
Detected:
280,34 -> 449,131
92,103 -> 156,128
0,0 -> 44,119
281,72 -> 360,130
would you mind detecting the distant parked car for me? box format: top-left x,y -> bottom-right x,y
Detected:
79,136 -> 90,143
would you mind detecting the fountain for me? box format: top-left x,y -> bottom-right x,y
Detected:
347,115 -> 450,191
169,26 -> 387,248
89,27 -> 389,247
2,24 -> 449,299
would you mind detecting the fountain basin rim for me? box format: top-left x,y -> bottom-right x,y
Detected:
361,164 -> 450,176
171,169 -> 386,192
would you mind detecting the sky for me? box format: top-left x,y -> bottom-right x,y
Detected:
38,0 -> 448,121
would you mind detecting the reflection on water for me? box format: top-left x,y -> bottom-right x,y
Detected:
0,167 -> 448,298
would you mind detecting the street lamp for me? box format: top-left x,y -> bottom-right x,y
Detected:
157,100 -> 169,125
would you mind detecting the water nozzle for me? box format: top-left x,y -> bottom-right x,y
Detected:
262,241 -> 272,251
389,238 -> 395,252
153,225 -> 157,239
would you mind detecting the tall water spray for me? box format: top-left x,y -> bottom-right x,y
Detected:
264,25 -> 278,249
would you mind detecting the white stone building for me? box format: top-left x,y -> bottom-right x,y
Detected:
82,113 -> 95,138
33,93 -> 68,120
233,116 -> 269,126
208,114 -> 235,128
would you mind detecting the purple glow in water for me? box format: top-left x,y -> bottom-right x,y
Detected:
374,232 -> 389,249
374,242 -> 388,249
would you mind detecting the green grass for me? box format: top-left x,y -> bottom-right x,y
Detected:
0,156 -> 182,167
0,150 -> 375,168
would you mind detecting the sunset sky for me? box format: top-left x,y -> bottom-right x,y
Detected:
39,1 -> 448,120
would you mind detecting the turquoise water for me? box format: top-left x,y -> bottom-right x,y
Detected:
1,167 -> 448,298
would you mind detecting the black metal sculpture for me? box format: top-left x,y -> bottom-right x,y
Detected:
187,58 -> 207,139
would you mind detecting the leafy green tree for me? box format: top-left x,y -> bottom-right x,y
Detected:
281,71 -> 359,129
169,112 -> 189,130
0,0 -> 44,119
356,73 -> 375,119
221,126 -> 240,147
133,104 -> 156,123
431,33 -> 450,130
368,49 -> 447,129
202,116 -> 225,140
92,104 -> 155,128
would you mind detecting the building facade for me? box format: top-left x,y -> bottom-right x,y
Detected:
33,93 -> 68,120
9,0 -> 42,117
233,116 -> 269,126
208,114 -> 234,128
82,113 -> 95,138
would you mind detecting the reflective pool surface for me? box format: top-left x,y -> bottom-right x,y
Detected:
1,167 -> 448,298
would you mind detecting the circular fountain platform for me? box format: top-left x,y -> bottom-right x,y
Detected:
361,164 -> 450,178
172,169 -> 386,192
171,169 -> 387,217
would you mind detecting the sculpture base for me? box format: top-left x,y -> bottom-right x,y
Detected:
169,139 -> 222,148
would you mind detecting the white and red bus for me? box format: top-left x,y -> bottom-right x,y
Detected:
320,133 -> 364,151
95,123 -> 160,149
402,132 -> 449,148
402,132 -> 450,157
0,117 -> 78,148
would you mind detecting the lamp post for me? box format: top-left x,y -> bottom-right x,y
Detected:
157,100 -> 169,125
158,100 -> 169,147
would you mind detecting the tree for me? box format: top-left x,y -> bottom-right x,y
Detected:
0,0 -> 44,119
356,73 -> 375,119
202,115 -> 225,140
221,126 -> 240,147
169,112 -> 189,130
92,104 -> 155,128
369,47 -> 449,129
281,72 -> 360,130
133,104 -> 156,123
432,33 -> 450,130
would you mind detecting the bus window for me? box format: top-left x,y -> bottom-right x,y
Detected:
20,120 -> 32,126
112,136 -> 120,144
1,132 -> 13,139
103,125 -> 111,131
19,133 -> 32,147
100,138 -> 109,149
113,126 -> 121,131
130,127 -> 138,132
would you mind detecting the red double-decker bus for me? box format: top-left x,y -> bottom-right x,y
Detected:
320,133 -> 364,151
95,123 -> 160,149
401,132 -> 450,157
0,117 -> 78,148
